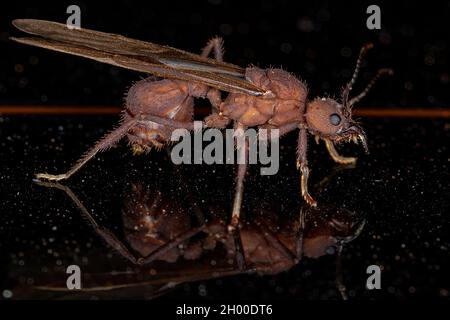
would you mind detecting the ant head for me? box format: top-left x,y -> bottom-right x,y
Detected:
305,43 -> 393,153
305,97 -> 368,151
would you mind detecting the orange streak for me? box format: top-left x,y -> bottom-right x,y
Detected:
0,106 -> 122,115
0,106 -> 450,118
354,108 -> 450,118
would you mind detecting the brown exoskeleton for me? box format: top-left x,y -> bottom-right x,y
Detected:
12,19 -> 392,227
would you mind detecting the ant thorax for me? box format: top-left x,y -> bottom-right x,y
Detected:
220,67 -> 307,127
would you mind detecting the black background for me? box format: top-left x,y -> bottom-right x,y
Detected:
0,0 -> 450,302
1,0 -> 449,108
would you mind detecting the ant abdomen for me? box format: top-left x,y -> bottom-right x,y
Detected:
124,77 -> 195,152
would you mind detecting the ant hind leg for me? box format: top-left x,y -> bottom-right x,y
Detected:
35,119 -> 138,182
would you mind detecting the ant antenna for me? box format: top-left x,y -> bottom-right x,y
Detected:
348,68 -> 393,107
342,43 -> 374,104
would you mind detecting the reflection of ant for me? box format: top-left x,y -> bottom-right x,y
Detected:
34,163 -> 365,299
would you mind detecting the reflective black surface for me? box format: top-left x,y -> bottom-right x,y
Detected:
0,115 -> 449,299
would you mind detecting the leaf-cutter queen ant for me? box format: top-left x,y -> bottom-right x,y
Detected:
12,19 -> 392,227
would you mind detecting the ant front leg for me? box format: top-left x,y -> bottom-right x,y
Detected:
322,138 -> 357,165
297,126 -> 317,207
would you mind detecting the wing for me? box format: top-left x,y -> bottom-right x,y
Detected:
11,19 -> 266,96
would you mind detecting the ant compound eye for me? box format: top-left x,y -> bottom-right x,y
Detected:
329,113 -> 341,126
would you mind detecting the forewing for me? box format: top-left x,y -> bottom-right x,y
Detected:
11,19 -> 266,95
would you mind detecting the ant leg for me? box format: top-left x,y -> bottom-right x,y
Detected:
335,243 -> 348,300
295,207 -> 306,260
35,181 -> 141,264
322,138 -> 357,165
230,227 -> 248,271
37,181 -> 207,266
36,115 -> 196,182
35,119 -> 137,181
255,218 -> 299,263
229,122 -> 248,230
139,114 -> 196,130
200,37 -> 231,128
204,90 -> 230,129
201,37 -> 224,61
139,225 -> 205,264
297,127 -> 317,207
